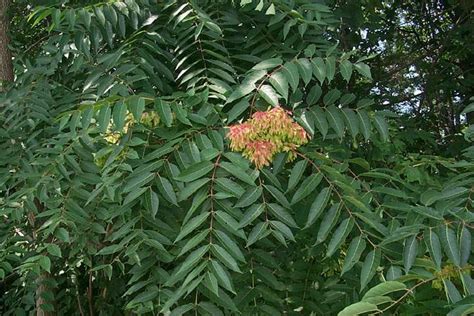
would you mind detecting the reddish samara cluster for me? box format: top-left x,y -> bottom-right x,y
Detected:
227,107 -> 309,169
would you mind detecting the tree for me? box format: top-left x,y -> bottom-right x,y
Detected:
0,1 -> 473,315
0,0 -> 13,84
333,0 -> 474,137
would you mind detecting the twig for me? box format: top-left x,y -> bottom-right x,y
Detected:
88,271 -> 94,316
249,65 -> 283,114
76,286 -> 85,316
296,151 -> 377,248
377,278 -> 434,314
208,154 -> 222,247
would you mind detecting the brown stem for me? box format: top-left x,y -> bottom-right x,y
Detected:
76,290 -> 85,316
88,272 -> 94,316
377,278 -> 434,314
208,154 -> 221,247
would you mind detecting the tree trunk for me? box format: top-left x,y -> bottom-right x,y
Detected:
32,198 -> 55,316
36,272 -> 53,316
0,0 -> 13,85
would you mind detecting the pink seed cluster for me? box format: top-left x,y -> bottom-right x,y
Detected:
227,107 -> 309,169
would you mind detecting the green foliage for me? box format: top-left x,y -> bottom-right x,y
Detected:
0,0 -> 473,315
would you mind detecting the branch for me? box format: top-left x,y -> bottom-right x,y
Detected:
377,278 -> 434,314
381,92 -> 425,107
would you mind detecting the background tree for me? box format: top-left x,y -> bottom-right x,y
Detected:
334,0 -> 474,143
0,0 -> 13,84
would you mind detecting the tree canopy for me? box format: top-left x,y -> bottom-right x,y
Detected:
0,1 -> 473,315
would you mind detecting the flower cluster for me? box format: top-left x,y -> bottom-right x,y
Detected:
104,111 -> 160,144
227,107 -> 309,168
